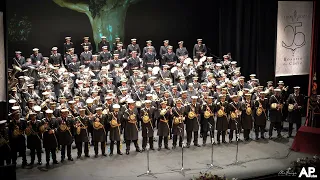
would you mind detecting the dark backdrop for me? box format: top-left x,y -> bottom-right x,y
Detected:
5,0 -> 320,103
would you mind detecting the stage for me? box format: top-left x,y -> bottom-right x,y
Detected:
14,120 -> 313,180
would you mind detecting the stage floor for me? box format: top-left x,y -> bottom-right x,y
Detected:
16,120 -> 312,180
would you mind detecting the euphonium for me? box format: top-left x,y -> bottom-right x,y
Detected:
217,109 -> 225,117
256,107 -> 263,116
110,119 -> 119,128
129,114 -> 136,121
246,105 -> 252,115
93,121 -> 103,129
59,123 -> 68,131
188,111 -> 196,119
230,111 -> 237,119
173,117 -> 181,125
142,112 -> 150,123
204,111 -> 211,119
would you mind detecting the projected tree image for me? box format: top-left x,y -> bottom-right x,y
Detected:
53,0 -> 141,51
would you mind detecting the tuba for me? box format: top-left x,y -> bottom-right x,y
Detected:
230,111 -> 237,119
59,123 -> 68,131
110,119 -> 120,128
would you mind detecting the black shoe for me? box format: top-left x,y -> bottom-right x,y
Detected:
165,146 -> 170,150
255,137 -> 260,140
287,135 -> 292,138
269,137 -> 273,140
195,144 -> 201,147
94,155 -> 98,158
21,163 -> 28,168
217,141 -> 220,145
158,147 -> 161,151
61,159 -> 65,163
46,163 -> 50,168
222,141 -> 227,144
126,150 -> 129,155
102,154 -> 107,157
85,154 -> 90,158
53,161 -> 59,164
261,136 -> 265,139
277,135 -> 283,138
142,148 -> 146,152
27,162 -> 34,166
109,153 -> 113,156
68,157 -> 73,161
136,149 -> 142,153
150,147 -> 155,150
37,162 -> 42,165
186,144 -> 190,148
172,146 -> 176,149
179,144 -> 182,147
77,155 -> 81,159
229,140 -> 233,143
202,143 -> 206,146
117,151 -> 123,155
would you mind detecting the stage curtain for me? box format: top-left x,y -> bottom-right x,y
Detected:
218,0 -> 278,85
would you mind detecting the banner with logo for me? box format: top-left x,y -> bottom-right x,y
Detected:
275,1 -> 313,77
0,12 -> 5,102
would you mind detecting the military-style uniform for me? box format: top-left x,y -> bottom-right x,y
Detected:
89,60 -> 102,78
108,112 -> 122,155
159,45 -> 168,57
268,95 -> 283,138
63,42 -> 74,54
30,53 -> 44,64
0,123 -> 11,166
81,42 -> 93,52
74,115 -> 90,157
254,98 -> 268,139
176,47 -> 188,57
9,118 -> 28,166
143,52 -> 156,70
171,106 -> 185,148
228,101 -> 243,141
126,44 -> 141,57
287,93 -> 304,137
92,114 -> 107,156
193,44 -> 207,59
142,46 -> 156,57
43,117 -> 59,165
13,55 -> 25,66
127,57 -> 141,75
57,116 -> 74,161
140,107 -> 155,150
241,100 -> 254,141
99,51 -> 112,66
26,119 -> 44,164
98,41 -> 110,52
215,101 -> 229,143
80,51 -> 92,68
162,52 -> 177,67
185,102 -> 201,146
157,107 -> 171,149
123,108 -> 141,154
114,49 -> 127,59
49,53 -> 63,66
200,103 -> 215,145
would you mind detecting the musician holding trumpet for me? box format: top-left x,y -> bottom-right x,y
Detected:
286,86 -> 303,138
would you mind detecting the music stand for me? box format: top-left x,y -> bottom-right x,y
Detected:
171,127 -> 191,176
227,120 -> 246,167
206,123 -> 223,171
137,128 -> 157,178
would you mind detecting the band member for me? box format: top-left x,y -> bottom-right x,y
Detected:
43,109 -> 59,167
268,89 -> 283,139
57,109 -> 74,162
98,36 -> 110,52
90,55 -> 102,78
63,37 -> 74,55
113,37 -> 122,52
157,101 -> 171,150
108,104 -> 123,156
143,46 -> 156,71
126,39 -> 141,57
171,99 -> 185,148
127,51 -> 141,75
176,41 -> 188,58
124,99 -> 142,154
215,94 -> 229,144
99,46 -> 112,66
193,39 -> 207,59
81,37 -> 93,52
140,100 -> 155,151
241,94 -> 254,141
26,112 -> 43,166
92,107 -> 107,157
142,40 -> 156,57
201,96 -> 215,145
13,51 -> 25,67
159,40 -> 169,58
30,48 -> 43,64
80,46 -> 92,68
162,46 -> 177,67
0,120 -> 11,166
9,110 -> 28,167
185,96 -> 201,147
49,47 -> 63,67
75,109 -> 90,158
114,43 -> 127,60
287,86 -> 303,138
229,95 -> 242,142
254,92 -> 268,140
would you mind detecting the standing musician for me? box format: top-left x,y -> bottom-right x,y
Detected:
0,120 -> 11,166
176,41 -> 188,58
127,51 -> 142,76
98,36 -> 110,52
92,107 -> 108,157
159,40 -> 170,58
140,100 -> 156,151
287,86 -> 303,138
123,99 -> 142,154
112,37 -> 122,52
268,89 -> 284,139
143,46 -> 157,71
30,48 -> 43,65
193,39 -> 207,59
114,43 -> 127,60
57,109 -> 74,162
126,38 -> 141,57
26,112 -> 44,166
99,46 -> 112,66
162,46 -> 177,68
157,101 -> 171,150
80,46 -> 92,68
229,95 -> 242,142
43,109 -> 59,167
63,37 -> 74,55
171,99 -> 185,149
201,96 -> 215,146
254,91 -> 268,140
142,40 -> 156,57
9,109 -> 28,167
241,94 -> 254,141
185,96 -> 201,147
75,109 -> 90,158
108,104 -> 123,156
81,37 -> 93,52
49,47 -> 63,67
13,51 -> 25,67
215,94 -> 229,144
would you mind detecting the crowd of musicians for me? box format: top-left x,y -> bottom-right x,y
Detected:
1,37 -> 305,169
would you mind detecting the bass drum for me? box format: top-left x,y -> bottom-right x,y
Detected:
152,66 -> 160,76
170,66 -> 177,74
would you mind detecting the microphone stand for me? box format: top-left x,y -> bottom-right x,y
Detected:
171,126 -> 191,176
227,120 -> 246,167
137,128 -> 157,178
206,122 -> 223,171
